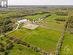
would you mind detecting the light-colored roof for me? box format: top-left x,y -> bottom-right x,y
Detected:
18,19 -> 28,23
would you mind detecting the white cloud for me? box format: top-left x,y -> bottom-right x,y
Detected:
8,0 -> 73,5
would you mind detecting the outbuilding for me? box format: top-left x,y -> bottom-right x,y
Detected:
18,19 -> 28,23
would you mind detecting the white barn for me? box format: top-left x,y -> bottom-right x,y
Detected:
18,19 -> 28,23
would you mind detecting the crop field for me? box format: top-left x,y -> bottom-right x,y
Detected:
0,6 -> 73,55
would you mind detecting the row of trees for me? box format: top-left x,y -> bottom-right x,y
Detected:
0,40 -> 14,55
56,16 -> 73,55
55,12 -> 68,16
68,16 -> 73,28
0,18 -> 14,34
67,16 -> 73,33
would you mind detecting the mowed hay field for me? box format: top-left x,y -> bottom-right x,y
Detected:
2,13 -> 73,55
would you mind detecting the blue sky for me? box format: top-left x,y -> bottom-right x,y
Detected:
8,0 -> 73,5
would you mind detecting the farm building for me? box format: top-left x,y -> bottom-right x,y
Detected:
18,19 -> 29,23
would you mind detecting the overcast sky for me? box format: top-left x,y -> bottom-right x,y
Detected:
8,0 -> 73,5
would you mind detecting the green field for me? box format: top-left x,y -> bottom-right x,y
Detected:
22,13 -> 49,21
0,9 -> 73,55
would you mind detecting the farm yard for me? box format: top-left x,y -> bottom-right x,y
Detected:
0,6 -> 73,55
